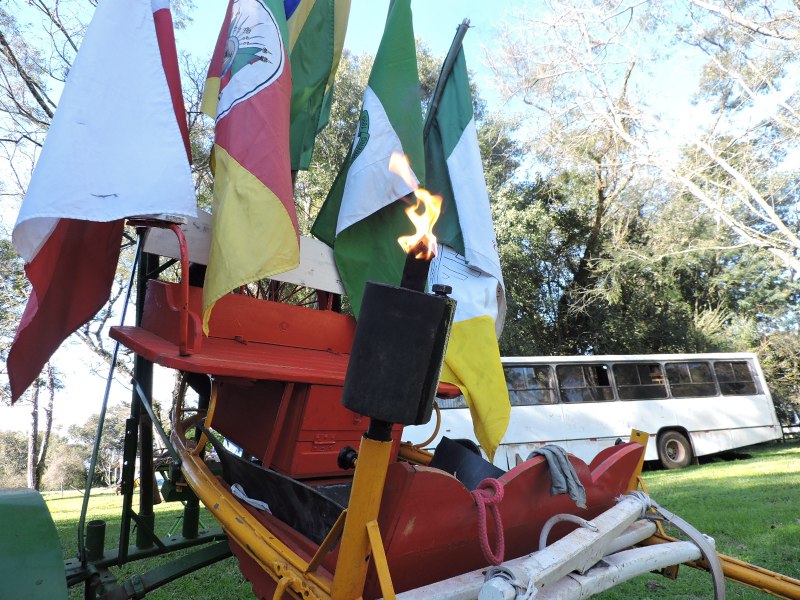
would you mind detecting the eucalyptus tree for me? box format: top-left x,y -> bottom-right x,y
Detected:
489,0 -> 800,277
486,0 -> 799,365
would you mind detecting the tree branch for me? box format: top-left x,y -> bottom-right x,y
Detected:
0,29 -> 54,120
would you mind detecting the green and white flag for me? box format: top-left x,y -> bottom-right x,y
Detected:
425,46 -> 509,461
311,0 -> 423,315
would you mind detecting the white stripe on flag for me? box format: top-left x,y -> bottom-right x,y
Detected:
13,0 -> 195,262
431,245 -> 501,322
447,117 -> 503,286
336,87 -> 419,235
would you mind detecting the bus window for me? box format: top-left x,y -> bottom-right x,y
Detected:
665,362 -> 717,397
556,364 -> 614,403
714,361 -> 758,395
613,363 -> 668,400
503,365 -> 557,405
437,395 -> 468,409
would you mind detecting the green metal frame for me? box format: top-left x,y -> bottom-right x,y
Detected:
66,240 -> 229,599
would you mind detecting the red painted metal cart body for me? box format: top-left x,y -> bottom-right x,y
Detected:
110,274 -> 645,598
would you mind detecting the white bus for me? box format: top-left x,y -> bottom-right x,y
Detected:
409,353 -> 781,469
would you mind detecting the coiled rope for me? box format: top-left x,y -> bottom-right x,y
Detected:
471,478 -> 506,565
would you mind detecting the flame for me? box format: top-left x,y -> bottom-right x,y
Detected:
390,152 -> 442,259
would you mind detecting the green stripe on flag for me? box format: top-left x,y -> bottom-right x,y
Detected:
367,0 -> 424,183
289,0 -> 334,169
311,0 -> 425,315
431,49 -> 473,155
427,129 -> 463,254
426,49 -> 474,255
310,152 -> 347,245
333,200 -> 412,315
288,0 -> 351,170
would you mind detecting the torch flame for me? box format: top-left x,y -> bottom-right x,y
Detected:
390,152 -> 442,259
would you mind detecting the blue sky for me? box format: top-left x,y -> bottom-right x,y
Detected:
180,0 -> 518,60
177,0 -> 519,107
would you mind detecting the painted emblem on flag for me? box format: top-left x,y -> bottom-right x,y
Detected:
216,0 -> 285,121
351,109 -> 370,161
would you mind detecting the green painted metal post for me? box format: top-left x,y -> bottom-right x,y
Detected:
85,520 -> 107,562
135,251 -> 159,550
182,496 -> 200,539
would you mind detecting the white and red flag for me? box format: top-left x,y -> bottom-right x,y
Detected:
7,0 -> 196,401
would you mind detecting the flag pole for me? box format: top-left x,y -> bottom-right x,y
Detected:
423,18 -> 471,140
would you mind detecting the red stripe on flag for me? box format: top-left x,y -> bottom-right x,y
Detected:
215,47 -> 296,229
206,1 -> 233,81
153,6 -> 191,161
7,220 -> 123,401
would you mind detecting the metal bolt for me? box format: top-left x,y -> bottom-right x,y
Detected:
432,284 -> 452,296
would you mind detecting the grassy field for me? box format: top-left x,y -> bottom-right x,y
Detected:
595,441 -> 800,599
47,488 -> 253,599
47,441 -> 800,599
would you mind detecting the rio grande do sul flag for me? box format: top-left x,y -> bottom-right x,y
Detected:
311,0 -> 423,316
7,0 -> 196,402
201,0 -> 299,333
285,0 -> 351,170
426,46 -> 510,461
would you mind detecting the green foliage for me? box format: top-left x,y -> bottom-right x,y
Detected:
67,403 -> 129,487
0,430 -> 27,488
41,437 -> 88,492
0,239 -> 28,401
758,331 -> 800,424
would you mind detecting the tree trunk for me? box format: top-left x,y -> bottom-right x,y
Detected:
27,386 -> 39,489
556,160 -> 607,351
34,365 -> 56,489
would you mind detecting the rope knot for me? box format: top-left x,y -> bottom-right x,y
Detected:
471,477 -> 506,565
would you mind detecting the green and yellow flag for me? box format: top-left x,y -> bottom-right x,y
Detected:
285,0 -> 351,170
425,47 -> 510,461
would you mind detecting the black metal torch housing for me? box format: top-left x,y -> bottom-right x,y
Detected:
341,281 -> 455,431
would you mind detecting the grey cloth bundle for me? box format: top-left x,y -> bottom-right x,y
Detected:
527,445 -> 587,508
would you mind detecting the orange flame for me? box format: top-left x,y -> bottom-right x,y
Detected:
389,152 -> 442,260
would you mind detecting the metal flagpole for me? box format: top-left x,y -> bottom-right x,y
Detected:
423,18 -> 471,140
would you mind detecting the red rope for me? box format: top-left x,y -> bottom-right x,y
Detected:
471,478 -> 506,565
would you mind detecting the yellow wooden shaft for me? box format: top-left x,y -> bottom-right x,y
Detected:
173,416 -> 333,598
367,520 -> 395,600
626,429 -> 649,492
714,555 -> 800,598
331,435 -> 394,600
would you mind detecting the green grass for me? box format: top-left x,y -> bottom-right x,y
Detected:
595,442 -> 800,599
47,442 -> 800,598
46,488 -> 254,599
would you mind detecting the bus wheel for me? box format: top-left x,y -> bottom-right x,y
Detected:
658,431 -> 693,469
